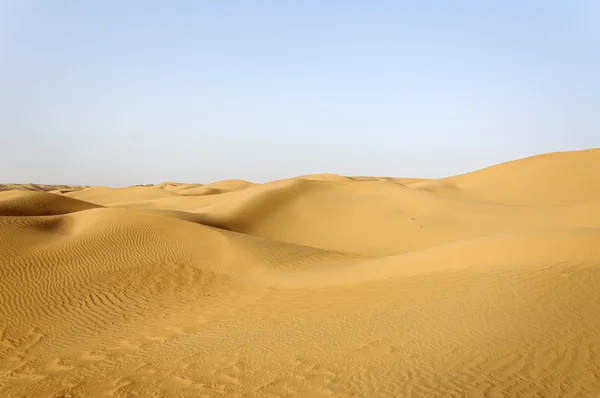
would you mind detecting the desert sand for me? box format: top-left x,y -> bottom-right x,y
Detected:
1,148 -> 600,397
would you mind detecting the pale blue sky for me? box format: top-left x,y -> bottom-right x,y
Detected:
1,1 -> 598,186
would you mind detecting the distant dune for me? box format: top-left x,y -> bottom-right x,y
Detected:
0,183 -> 87,194
1,148 -> 600,397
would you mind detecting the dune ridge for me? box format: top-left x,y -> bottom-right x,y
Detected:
1,148 -> 600,397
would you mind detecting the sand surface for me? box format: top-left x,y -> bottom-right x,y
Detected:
1,149 -> 600,397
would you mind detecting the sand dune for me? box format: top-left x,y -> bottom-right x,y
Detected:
0,190 -> 100,216
202,179 -> 256,191
1,149 -> 600,397
0,183 -> 87,194
65,185 -> 182,206
412,148 -> 600,206
349,176 -> 428,185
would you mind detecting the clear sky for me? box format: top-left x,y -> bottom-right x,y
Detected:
1,1 -> 598,186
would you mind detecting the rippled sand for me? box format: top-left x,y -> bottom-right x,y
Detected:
1,149 -> 600,397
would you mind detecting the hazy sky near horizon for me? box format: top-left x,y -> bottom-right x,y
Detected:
1,1 -> 598,186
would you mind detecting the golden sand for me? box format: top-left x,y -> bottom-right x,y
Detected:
1,149 -> 599,397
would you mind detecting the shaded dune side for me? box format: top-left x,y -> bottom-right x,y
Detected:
0,190 -> 101,216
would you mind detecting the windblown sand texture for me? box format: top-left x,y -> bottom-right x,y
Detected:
1,149 -> 600,397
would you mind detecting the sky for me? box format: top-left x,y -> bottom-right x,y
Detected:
1,0 -> 598,186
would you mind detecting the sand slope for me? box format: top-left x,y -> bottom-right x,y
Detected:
412,148 -> 600,206
1,149 -> 600,397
